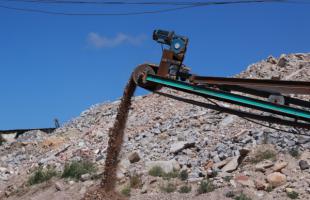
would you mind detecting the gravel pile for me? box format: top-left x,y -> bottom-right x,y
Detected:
0,53 -> 309,200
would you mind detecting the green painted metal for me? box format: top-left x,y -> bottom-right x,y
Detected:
146,75 -> 310,120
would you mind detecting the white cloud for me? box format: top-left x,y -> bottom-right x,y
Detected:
87,32 -> 147,48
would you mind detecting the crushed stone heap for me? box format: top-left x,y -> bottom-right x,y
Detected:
0,53 -> 309,200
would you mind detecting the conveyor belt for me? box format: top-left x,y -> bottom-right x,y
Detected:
146,75 -> 310,123
191,76 -> 310,95
154,91 -> 310,129
214,85 -> 310,108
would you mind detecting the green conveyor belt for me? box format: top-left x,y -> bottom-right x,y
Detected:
146,75 -> 310,120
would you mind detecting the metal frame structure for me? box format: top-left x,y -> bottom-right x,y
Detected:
133,30 -> 310,129
133,66 -> 310,129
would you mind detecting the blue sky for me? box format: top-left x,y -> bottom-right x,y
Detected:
0,1 -> 309,129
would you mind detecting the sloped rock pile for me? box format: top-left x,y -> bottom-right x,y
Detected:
0,53 -> 309,200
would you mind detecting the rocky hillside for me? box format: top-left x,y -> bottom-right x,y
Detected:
0,53 -> 309,200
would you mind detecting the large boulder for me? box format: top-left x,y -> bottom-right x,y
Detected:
255,160 -> 274,172
299,160 -> 310,170
128,151 -> 141,163
272,161 -> 288,172
221,156 -> 239,173
235,175 -> 255,188
267,172 -> 287,187
277,54 -> 289,67
255,179 -> 268,190
170,141 -> 195,154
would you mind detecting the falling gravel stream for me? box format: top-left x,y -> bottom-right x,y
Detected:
83,76 -> 136,199
101,77 -> 137,192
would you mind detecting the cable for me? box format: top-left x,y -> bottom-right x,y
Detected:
0,4 -> 203,15
3,0 -> 307,6
0,0 -> 298,16
0,0 -> 286,6
0,0 -> 211,6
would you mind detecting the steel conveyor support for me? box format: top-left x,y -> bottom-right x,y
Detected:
146,74 -> 310,123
